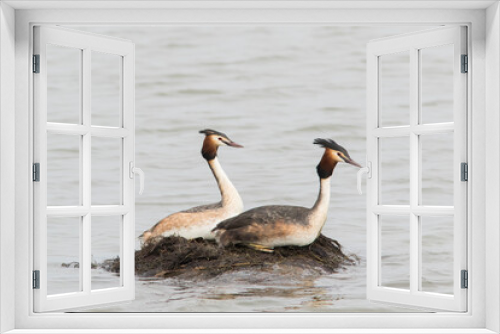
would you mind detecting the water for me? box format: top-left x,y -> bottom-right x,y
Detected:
45,25 -> 454,312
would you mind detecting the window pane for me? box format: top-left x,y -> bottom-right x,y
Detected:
379,137 -> 410,205
420,44 -> 454,124
91,216 -> 122,290
380,215 -> 410,290
420,133 -> 454,206
92,51 -> 122,127
92,137 -> 122,205
48,217 -> 81,295
379,51 -> 410,127
420,216 -> 454,294
47,133 -> 80,206
47,44 -> 81,124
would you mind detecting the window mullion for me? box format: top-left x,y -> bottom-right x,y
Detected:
81,48 -> 92,294
409,47 -> 420,294
121,53 -> 135,295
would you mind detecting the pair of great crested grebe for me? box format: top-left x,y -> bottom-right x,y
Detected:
140,129 -> 361,253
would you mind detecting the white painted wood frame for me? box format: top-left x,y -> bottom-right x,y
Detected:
0,2 -> 498,333
32,26 -> 135,312
366,26 -> 468,312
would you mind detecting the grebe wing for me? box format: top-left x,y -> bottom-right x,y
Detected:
214,205 -> 309,231
143,201 -> 223,234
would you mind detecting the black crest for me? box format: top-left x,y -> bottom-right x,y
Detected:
199,129 -> 228,139
313,138 -> 351,158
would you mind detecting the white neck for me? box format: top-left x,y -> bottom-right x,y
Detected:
309,177 -> 331,231
208,157 -> 243,211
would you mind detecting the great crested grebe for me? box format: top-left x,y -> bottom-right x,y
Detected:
212,138 -> 361,252
140,129 -> 244,244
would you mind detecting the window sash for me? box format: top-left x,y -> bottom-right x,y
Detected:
366,26 -> 468,312
32,26 -> 136,312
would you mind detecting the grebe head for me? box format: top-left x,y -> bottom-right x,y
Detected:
199,129 -> 243,160
314,138 -> 361,178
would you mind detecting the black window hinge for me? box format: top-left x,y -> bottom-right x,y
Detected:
461,270 -> 468,289
33,54 -> 40,73
461,162 -> 468,182
33,270 -> 40,289
461,54 -> 468,73
33,163 -> 40,182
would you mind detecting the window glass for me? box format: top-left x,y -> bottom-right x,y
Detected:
379,51 -> 410,127
47,133 -> 80,206
420,216 -> 454,294
47,44 -> 81,124
48,217 -> 81,295
380,215 -> 410,289
92,137 -> 122,205
420,45 -> 454,124
91,216 -> 122,290
420,133 -> 454,206
379,136 -> 410,205
92,51 -> 122,127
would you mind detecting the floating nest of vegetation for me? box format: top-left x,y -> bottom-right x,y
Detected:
104,234 -> 358,279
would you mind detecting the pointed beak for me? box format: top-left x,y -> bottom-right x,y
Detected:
225,140 -> 243,148
345,158 -> 362,168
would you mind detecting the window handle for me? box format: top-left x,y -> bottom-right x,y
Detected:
129,162 -> 145,195
357,160 -> 371,195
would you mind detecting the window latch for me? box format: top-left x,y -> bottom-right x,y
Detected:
129,161 -> 144,195
357,160 -> 372,195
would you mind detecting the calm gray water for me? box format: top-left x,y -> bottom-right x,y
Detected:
45,25 -> 455,312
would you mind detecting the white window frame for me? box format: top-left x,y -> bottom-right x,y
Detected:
0,1 -> 499,333
366,26 -> 468,312
33,25 -> 136,312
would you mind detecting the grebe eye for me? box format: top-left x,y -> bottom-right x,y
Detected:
218,137 -> 223,141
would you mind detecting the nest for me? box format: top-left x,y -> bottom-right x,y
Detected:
104,234 -> 358,279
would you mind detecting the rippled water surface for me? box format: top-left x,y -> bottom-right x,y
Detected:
46,25 -> 455,312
